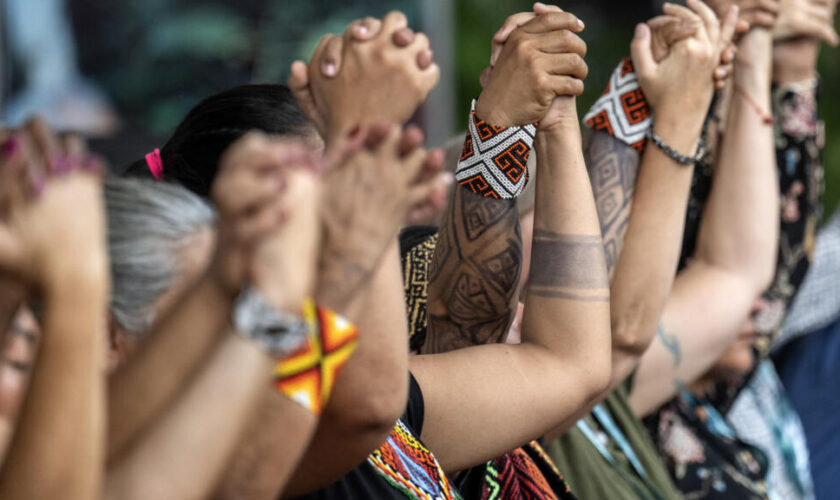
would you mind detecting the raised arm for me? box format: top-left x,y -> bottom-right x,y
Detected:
282,126 -> 449,497
410,11 -> 611,473
105,136 -> 321,500
603,1 -> 739,393
630,25 -> 780,416
0,145 -> 109,499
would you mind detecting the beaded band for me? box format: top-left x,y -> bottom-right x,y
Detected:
645,129 -> 707,166
455,99 -> 536,199
583,58 -> 652,153
274,303 -> 358,415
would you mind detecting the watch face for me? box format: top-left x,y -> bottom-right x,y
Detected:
235,288 -> 309,357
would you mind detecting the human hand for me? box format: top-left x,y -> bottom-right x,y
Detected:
475,10 -> 587,127
632,0 -> 739,117
318,124 -> 451,305
289,14 -> 432,138
0,127 -> 106,294
291,12 -> 439,141
705,0 -> 781,29
648,15 -> 739,89
251,169 -> 322,314
210,132 -> 321,299
774,0 -> 838,44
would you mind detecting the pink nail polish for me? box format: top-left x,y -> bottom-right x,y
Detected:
1,136 -> 19,157
31,176 -> 45,197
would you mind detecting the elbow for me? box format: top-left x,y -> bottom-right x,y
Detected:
587,354 -> 612,399
753,263 -> 775,298
610,301 -> 658,359
325,380 -> 407,438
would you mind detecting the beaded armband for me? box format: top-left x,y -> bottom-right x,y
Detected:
583,58 -> 652,153
455,99 -> 536,199
274,303 -> 358,415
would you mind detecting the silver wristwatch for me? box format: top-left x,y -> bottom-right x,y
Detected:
233,287 -> 309,357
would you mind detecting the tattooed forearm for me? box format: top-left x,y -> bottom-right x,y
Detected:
656,325 -> 682,366
527,231 -> 609,302
584,130 -> 640,275
425,187 -> 523,354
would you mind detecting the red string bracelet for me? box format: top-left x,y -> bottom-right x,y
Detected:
734,84 -> 774,125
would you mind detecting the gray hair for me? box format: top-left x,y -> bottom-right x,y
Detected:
105,177 -> 216,335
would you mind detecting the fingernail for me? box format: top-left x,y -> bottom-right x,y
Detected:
323,61 -> 336,77
348,126 -> 364,141
441,172 -> 455,185
577,19 -> 585,29
635,23 -> 647,38
31,175 -> 45,197
2,136 -> 19,157
355,25 -> 368,36
82,154 -> 103,174
534,1 -> 546,8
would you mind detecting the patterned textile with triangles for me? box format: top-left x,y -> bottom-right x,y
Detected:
274,304 -> 358,415
368,419 -> 462,500
479,441 -> 577,500
456,100 -> 537,199
583,58 -> 652,153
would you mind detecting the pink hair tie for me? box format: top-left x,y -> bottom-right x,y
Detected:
145,148 -> 164,180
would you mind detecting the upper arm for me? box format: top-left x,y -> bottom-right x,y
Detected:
410,345 -> 594,473
629,262 -> 758,416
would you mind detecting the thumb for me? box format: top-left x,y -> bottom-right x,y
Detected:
630,23 -> 656,78
288,61 -> 327,136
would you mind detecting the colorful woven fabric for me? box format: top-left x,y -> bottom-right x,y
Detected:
455,99 -> 536,199
401,230 -> 439,352
583,58 -> 652,153
368,419 -> 462,500
479,442 -> 576,500
274,304 -> 358,415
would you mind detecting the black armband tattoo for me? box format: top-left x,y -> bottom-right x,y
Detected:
528,231 -> 609,302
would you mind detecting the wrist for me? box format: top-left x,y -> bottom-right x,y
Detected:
475,93 -> 511,127
43,258 -> 107,300
773,39 -> 820,84
538,98 -> 580,135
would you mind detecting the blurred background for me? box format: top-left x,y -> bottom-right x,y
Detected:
1,0 -> 838,216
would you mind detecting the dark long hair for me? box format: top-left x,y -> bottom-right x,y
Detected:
124,84 -> 313,197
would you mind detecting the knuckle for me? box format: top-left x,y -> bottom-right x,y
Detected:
385,10 -> 408,27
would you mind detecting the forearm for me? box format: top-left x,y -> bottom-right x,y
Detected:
696,29 -> 778,291
285,243 -> 408,496
606,106 -> 704,388
105,334 -> 273,500
773,37 -> 819,84
107,273 -> 234,462
424,186 -> 522,354
215,393 -> 317,500
0,279 -> 107,499
628,32 -> 780,416
523,110 -> 611,395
